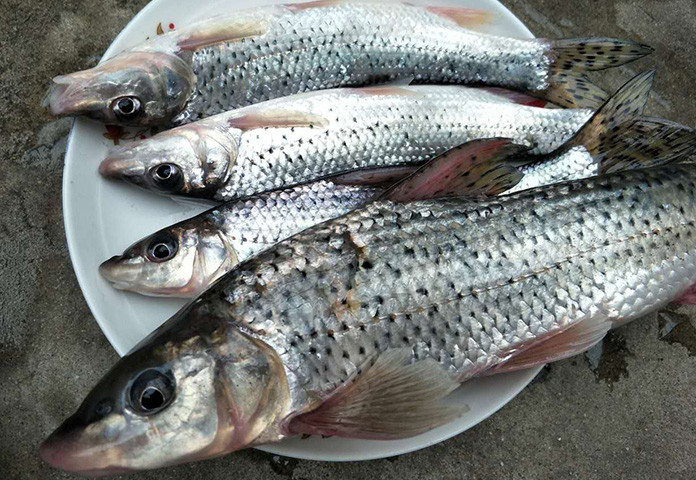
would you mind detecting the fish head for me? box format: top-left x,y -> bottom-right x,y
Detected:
40,313 -> 291,475
45,51 -> 195,126
99,219 -> 238,297
99,123 -> 237,198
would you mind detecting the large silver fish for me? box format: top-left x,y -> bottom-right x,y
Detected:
40,163 -> 696,475
98,84 -> 595,201
45,1 -> 652,126
97,72 -> 696,298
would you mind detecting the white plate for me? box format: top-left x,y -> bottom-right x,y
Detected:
63,0 -> 542,461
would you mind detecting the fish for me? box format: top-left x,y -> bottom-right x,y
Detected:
98,82 -> 599,202
40,162 -> 696,475
98,73 -> 696,298
44,1 -> 652,126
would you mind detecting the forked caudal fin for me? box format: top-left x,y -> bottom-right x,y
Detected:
540,38 -> 654,109
548,70 -> 696,172
286,349 -> 466,439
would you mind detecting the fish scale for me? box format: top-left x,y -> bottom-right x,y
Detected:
211,165 -> 696,408
219,86 -> 592,200
180,3 -> 549,125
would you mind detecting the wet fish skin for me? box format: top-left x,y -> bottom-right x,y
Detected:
42,164 -> 696,475
99,181 -> 380,296
45,2 -> 652,126
100,85 -> 592,201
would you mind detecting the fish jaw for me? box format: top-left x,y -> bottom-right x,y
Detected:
39,416 -> 135,477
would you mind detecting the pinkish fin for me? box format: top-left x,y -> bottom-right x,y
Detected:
227,109 -> 329,131
676,283 -> 696,305
384,139 -> 526,202
332,165 -> 419,187
178,18 -> 268,51
479,87 -> 547,108
487,315 -> 611,375
347,86 -> 422,97
285,0 -> 347,11
286,349 -> 465,440
425,6 -> 494,29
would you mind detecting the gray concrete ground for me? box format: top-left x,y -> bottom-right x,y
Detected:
1,0 -> 695,479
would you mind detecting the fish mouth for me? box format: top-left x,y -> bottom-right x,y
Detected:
39,418 -> 132,477
43,74 -> 103,118
99,257 -> 137,291
99,150 -> 147,181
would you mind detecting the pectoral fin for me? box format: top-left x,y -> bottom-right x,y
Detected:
286,348 -> 465,440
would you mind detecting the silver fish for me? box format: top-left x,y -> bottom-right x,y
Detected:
99,84 -> 594,201
98,73 -> 696,298
99,180 -> 380,296
41,163 -> 696,475
45,1 -> 652,126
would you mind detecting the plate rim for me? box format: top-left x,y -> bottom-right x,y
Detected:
61,0 -> 542,462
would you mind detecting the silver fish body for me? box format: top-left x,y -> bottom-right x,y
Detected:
101,86 -> 592,201
42,164 -> 696,474
215,164 -> 696,404
178,2 -> 551,124
99,181 -> 380,296
46,2 -> 650,126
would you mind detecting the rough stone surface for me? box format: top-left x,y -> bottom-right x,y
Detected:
0,1 -> 695,479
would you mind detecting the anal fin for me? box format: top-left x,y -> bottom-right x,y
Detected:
487,315 -> 611,375
286,349 -> 465,440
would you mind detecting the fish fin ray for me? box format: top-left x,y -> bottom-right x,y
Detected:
487,315 -> 612,375
227,110 -> 329,131
599,117 -> 696,174
539,38 -> 653,108
178,19 -> 268,51
425,6 -> 495,30
384,138 -> 526,202
286,348 -> 466,440
477,87 -> 547,107
331,166 -> 420,187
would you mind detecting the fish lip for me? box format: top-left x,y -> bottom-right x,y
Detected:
39,419 -> 132,477
99,152 -> 147,181
44,75 -> 103,117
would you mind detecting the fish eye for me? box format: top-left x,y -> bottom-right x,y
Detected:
129,369 -> 175,415
149,163 -> 183,191
111,96 -> 142,121
146,233 -> 178,262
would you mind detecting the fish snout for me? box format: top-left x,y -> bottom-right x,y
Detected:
99,150 -> 147,181
43,74 -> 101,117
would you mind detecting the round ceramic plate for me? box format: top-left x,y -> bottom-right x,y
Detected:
63,0 -> 542,461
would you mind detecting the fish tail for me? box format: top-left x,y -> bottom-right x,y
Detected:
599,117 -> 696,174
552,70 -> 696,172
540,38 -> 654,109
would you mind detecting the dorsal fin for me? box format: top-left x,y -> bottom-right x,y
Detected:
331,165 -> 420,187
347,85 -> 423,97
384,139 -> 526,202
424,6 -> 494,29
286,348 -> 465,440
177,18 -> 268,51
227,109 -> 329,131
